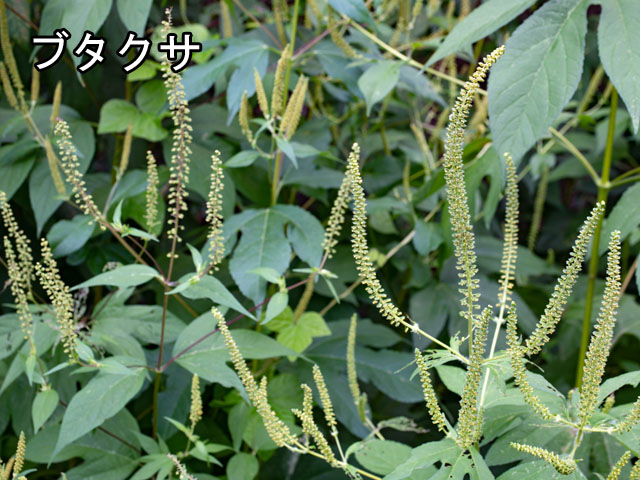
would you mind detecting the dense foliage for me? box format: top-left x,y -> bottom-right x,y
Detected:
0,0 -> 639,479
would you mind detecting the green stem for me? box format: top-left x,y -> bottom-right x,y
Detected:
152,371 -> 161,439
549,126 -> 601,186
575,88 -> 618,388
292,272 -> 316,321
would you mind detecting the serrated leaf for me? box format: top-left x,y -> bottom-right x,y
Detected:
598,0 -> 640,133
276,312 -> 330,355
72,265 -> 160,290
488,0 -> 588,161
358,60 -> 401,116
53,369 -> 145,457
98,99 -> 166,141
32,389 -> 59,432
428,0 -> 536,66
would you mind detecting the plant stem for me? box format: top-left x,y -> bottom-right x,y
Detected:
292,272 -> 316,321
549,126 -> 601,186
575,88 -> 618,388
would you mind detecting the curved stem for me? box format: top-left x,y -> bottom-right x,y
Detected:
549,126 -> 601,186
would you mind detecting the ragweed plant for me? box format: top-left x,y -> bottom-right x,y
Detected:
217,45 -> 640,478
2,1 -> 640,479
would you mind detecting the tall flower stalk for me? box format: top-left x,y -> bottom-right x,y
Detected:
442,46 -> 504,351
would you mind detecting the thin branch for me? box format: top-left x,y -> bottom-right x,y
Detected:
59,400 -> 141,454
619,256 -> 638,300
232,0 -> 282,48
548,126 -> 601,186
346,18 -> 481,93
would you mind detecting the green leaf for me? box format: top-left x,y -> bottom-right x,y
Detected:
98,100 -> 138,133
409,284 -> 451,345
176,274 -> 254,319
476,236 -> 559,284
275,136 -> 297,168
0,314 -> 24,361
72,265 -> 160,290
28,411 -> 140,478
249,267 -> 282,284
488,0 -> 589,161
413,220 -> 443,256
98,99 -> 167,141
598,0 -> 640,133
600,182 -> 640,255
46,215 -> 95,257
226,206 -> 324,303
130,454 -> 173,480
32,388 -> 59,432
226,209 -> 292,303
227,452 -> 258,480
54,369 -> 145,456
469,447 -> 496,480
276,312 -> 331,355
428,0 -> 536,66
308,340 -> 423,404
116,0 -> 152,36
327,0 -> 374,27
597,371 -> 640,404
263,291 -> 288,325
93,305 -> 185,345
358,60 -> 401,116
276,204 -> 325,268
385,439 -> 461,480
354,439 -> 412,475
0,139 -> 38,200
183,39 -> 269,102
39,0 -> 113,70
226,150 -> 261,168
127,59 -> 160,82
173,313 -> 298,388
298,312 -> 331,336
